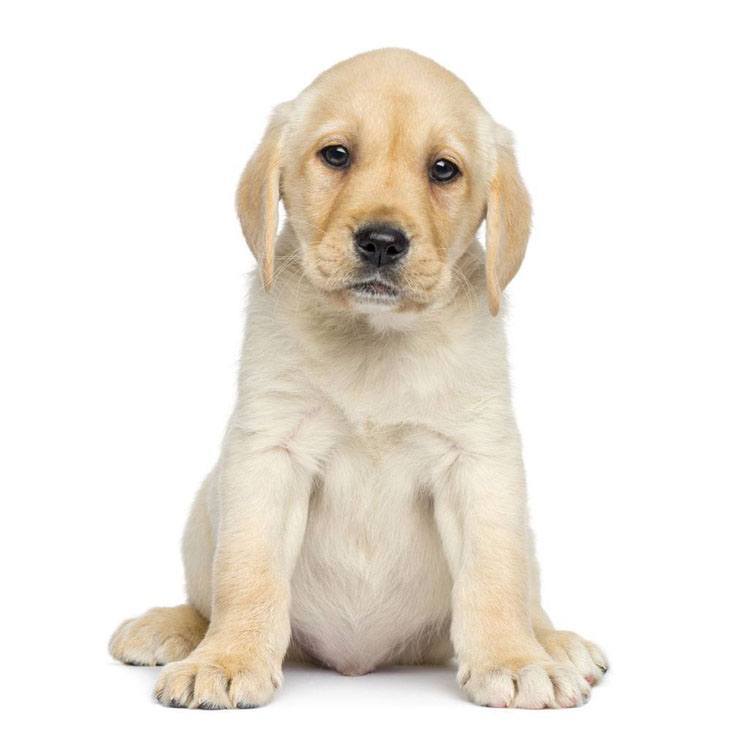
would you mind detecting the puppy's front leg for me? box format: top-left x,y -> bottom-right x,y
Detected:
435,450 -> 591,709
155,409 -> 328,710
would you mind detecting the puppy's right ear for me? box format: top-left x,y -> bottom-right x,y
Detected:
236,103 -> 291,290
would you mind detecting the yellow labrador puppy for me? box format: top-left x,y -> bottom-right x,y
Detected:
110,48 -> 607,709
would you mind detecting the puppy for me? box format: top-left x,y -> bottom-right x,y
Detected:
110,48 -> 607,709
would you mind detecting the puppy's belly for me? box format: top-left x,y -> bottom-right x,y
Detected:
290,438 -> 452,675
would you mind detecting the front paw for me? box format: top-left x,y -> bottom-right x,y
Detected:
458,658 -> 591,709
536,629 -> 608,686
154,649 -> 281,709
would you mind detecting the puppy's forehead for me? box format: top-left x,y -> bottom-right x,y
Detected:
294,49 -> 486,145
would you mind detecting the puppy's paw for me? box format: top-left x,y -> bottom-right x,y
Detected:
536,629 -> 608,686
458,660 -> 591,709
154,650 -> 281,709
109,605 -> 208,666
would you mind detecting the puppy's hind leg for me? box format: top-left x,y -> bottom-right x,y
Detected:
109,605 -> 208,666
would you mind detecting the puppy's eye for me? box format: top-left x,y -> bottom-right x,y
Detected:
320,145 -> 351,168
429,158 -> 460,183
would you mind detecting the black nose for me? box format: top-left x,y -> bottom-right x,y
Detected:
354,225 -> 409,267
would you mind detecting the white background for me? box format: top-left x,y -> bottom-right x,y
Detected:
1,1 -> 728,728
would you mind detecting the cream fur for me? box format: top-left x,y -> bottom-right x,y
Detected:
110,48 -> 606,710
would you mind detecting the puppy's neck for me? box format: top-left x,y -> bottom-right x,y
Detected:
355,306 -> 423,334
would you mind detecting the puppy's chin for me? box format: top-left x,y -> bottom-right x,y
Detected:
348,279 -> 403,312
318,283 -> 404,314
303,262 -> 440,317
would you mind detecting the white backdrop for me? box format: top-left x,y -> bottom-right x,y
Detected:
1,1 -> 728,728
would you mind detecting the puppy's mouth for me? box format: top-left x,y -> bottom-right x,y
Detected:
348,278 -> 402,303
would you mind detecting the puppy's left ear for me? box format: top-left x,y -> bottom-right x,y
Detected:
484,127 -> 532,316
236,102 -> 291,290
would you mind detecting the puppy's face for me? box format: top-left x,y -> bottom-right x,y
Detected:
238,50 -> 531,317
282,62 -> 489,312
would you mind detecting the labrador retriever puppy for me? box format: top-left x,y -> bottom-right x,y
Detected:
110,48 -> 607,709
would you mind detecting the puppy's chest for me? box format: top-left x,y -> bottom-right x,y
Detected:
307,350 -> 461,432
301,424 -> 451,589
311,424 -> 441,542
326,421 -> 434,481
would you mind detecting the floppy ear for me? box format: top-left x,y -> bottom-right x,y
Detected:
484,130 -> 532,316
235,103 -> 290,290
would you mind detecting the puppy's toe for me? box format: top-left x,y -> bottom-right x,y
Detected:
155,661 -> 197,708
459,660 -> 590,709
191,664 -> 232,709
537,630 -> 608,686
229,667 -> 281,708
109,605 -> 207,667
154,652 -> 278,709
459,666 -> 515,707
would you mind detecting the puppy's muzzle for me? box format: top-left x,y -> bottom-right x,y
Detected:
354,224 -> 409,268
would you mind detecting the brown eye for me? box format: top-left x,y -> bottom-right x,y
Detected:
430,158 -> 460,183
320,145 -> 350,168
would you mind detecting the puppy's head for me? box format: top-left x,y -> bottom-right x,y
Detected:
237,49 -> 530,316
